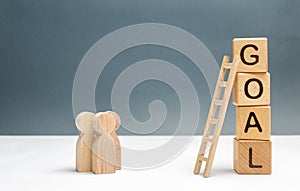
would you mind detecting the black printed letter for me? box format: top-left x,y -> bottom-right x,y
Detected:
249,147 -> 262,168
240,44 -> 259,65
244,112 -> 263,133
244,78 -> 263,99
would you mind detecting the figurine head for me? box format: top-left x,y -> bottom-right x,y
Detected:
75,111 -> 95,134
93,112 -> 119,135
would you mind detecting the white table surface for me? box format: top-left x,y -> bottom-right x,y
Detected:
0,136 -> 299,191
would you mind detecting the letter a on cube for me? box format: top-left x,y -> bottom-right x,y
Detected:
236,106 -> 271,140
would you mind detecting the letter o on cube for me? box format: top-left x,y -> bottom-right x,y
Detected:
233,73 -> 270,106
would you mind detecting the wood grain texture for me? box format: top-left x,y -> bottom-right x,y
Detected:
107,111 -> 121,170
92,112 -> 118,174
75,112 -> 95,172
232,37 -> 268,72
236,106 -> 271,141
194,55 -> 240,178
233,72 -> 270,106
234,138 -> 272,174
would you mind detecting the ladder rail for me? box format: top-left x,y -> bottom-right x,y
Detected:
201,56 -> 230,140
194,55 -> 240,177
193,56 -> 230,174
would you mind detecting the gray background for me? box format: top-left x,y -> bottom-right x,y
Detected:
0,0 -> 299,135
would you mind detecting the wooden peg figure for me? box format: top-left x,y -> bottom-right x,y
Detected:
75,111 -> 95,172
107,111 -> 121,170
92,112 -> 119,174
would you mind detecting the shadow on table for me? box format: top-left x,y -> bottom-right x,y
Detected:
54,167 -> 77,174
211,168 -> 235,177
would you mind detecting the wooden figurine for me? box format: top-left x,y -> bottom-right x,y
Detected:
236,106 -> 271,140
233,72 -> 270,106
92,112 -> 120,174
107,111 -> 121,170
234,138 -> 272,174
232,37 -> 268,72
75,111 -> 95,172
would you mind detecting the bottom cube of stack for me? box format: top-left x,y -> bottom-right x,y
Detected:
234,138 -> 272,174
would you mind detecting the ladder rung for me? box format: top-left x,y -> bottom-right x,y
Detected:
202,137 -> 214,142
222,63 -> 232,69
214,99 -> 223,105
219,81 -> 227,87
197,155 -> 208,162
194,55 -> 240,178
209,118 -> 218,124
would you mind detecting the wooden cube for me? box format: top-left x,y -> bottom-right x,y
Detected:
234,138 -> 272,174
233,72 -> 270,106
232,37 -> 268,72
236,106 -> 271,141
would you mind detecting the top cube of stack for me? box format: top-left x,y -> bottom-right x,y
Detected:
232,37 -> 268,72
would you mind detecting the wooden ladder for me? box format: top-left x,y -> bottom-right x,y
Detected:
193,55 -> 240,178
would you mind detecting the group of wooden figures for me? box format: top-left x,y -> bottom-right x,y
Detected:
75,111 -> 121,174
232,37 -> 272,174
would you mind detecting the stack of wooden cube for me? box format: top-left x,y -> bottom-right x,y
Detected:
232,37 -> 272,174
